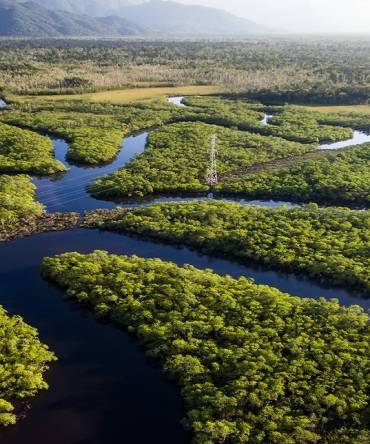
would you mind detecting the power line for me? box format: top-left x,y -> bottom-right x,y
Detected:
34,163 -> 122,194
40,183 -> 125,208
206,134 -> 218,186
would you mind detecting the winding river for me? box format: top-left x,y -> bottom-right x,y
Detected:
34,136 -> 298,213
260,108 -> 370,150
0,97 -> 369,443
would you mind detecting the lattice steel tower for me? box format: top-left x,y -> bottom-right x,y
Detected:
206,134 -> 218,186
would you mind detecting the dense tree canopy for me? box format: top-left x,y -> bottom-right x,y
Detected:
0,109 -> 128,165
0,94 -> 360,169
0,122 -> 66,174
0,98 -> 184,165
83,202 -> 370,293
0,174 -> 78,241
43,251 -> 370,443
0,175 -> 43,232
182,97 -> 353,143
220,144 -> 370,206
89,121 -> 315,199
0,305 -> 56,426
1,37 -> 370,440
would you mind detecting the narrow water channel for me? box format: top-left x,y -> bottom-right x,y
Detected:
261,113 -> 273,125
0,96 -> 369,443
34,97 -> 370,213
34,136 -> 298,213
259,103 -> 370,150
320,130 -> 370,150
168,96 -> 187,107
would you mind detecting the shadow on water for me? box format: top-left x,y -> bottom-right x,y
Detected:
0,225 -> 367,442
34,134 -> 299,213
1,97 -> 369,443
33,132 -> 149,213
0,231 -> 189,444
33,97 -> 370,213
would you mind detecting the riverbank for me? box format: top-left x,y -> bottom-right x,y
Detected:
41,250 -> 370,444
81,202 -> 370,295
0,212 -> 79,242
1,95 -> 369,443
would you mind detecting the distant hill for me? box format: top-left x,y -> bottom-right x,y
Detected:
17,0 -> 140,16
0,0 -> 146,36
5,0 -> 270,37
115,0 -> 270,35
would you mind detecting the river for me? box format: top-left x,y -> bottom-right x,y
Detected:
260,106 -> 370,150
0,96 -> 369,443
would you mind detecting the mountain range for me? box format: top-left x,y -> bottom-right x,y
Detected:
19,0 -> 140,16
0,0 -> 145,36
0,0 -> 270,37
115,1 -> 268,35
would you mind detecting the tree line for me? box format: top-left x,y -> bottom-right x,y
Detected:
82,201 -> 370,293
1,38 -> 370,104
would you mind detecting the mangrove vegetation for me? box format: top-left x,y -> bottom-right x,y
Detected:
89,121 -> 317,199
83,202 -> 370,293
42,251 -> 370,443
0,175 -> 78,241
0,306 -> 56,426
220,144 -> 370,206
0,122 -> 66,174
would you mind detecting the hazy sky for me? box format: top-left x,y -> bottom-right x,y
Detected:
177,0 -> 370,33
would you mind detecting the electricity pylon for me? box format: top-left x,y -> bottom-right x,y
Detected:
206,134 -> 218,186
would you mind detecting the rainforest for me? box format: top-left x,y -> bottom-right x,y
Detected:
82,202 -> 370,293
42,251 -> 370,444
0,36 -> 369,444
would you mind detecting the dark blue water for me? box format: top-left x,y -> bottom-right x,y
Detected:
33,133 -> 149,213
0,227 -> 367,442
34,136 -> 298,213
0,231 -> 188,444
0,97 -> 368,444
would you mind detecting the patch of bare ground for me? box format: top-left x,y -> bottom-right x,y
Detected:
0,212 -> 79,242
81,209 -> 125,229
